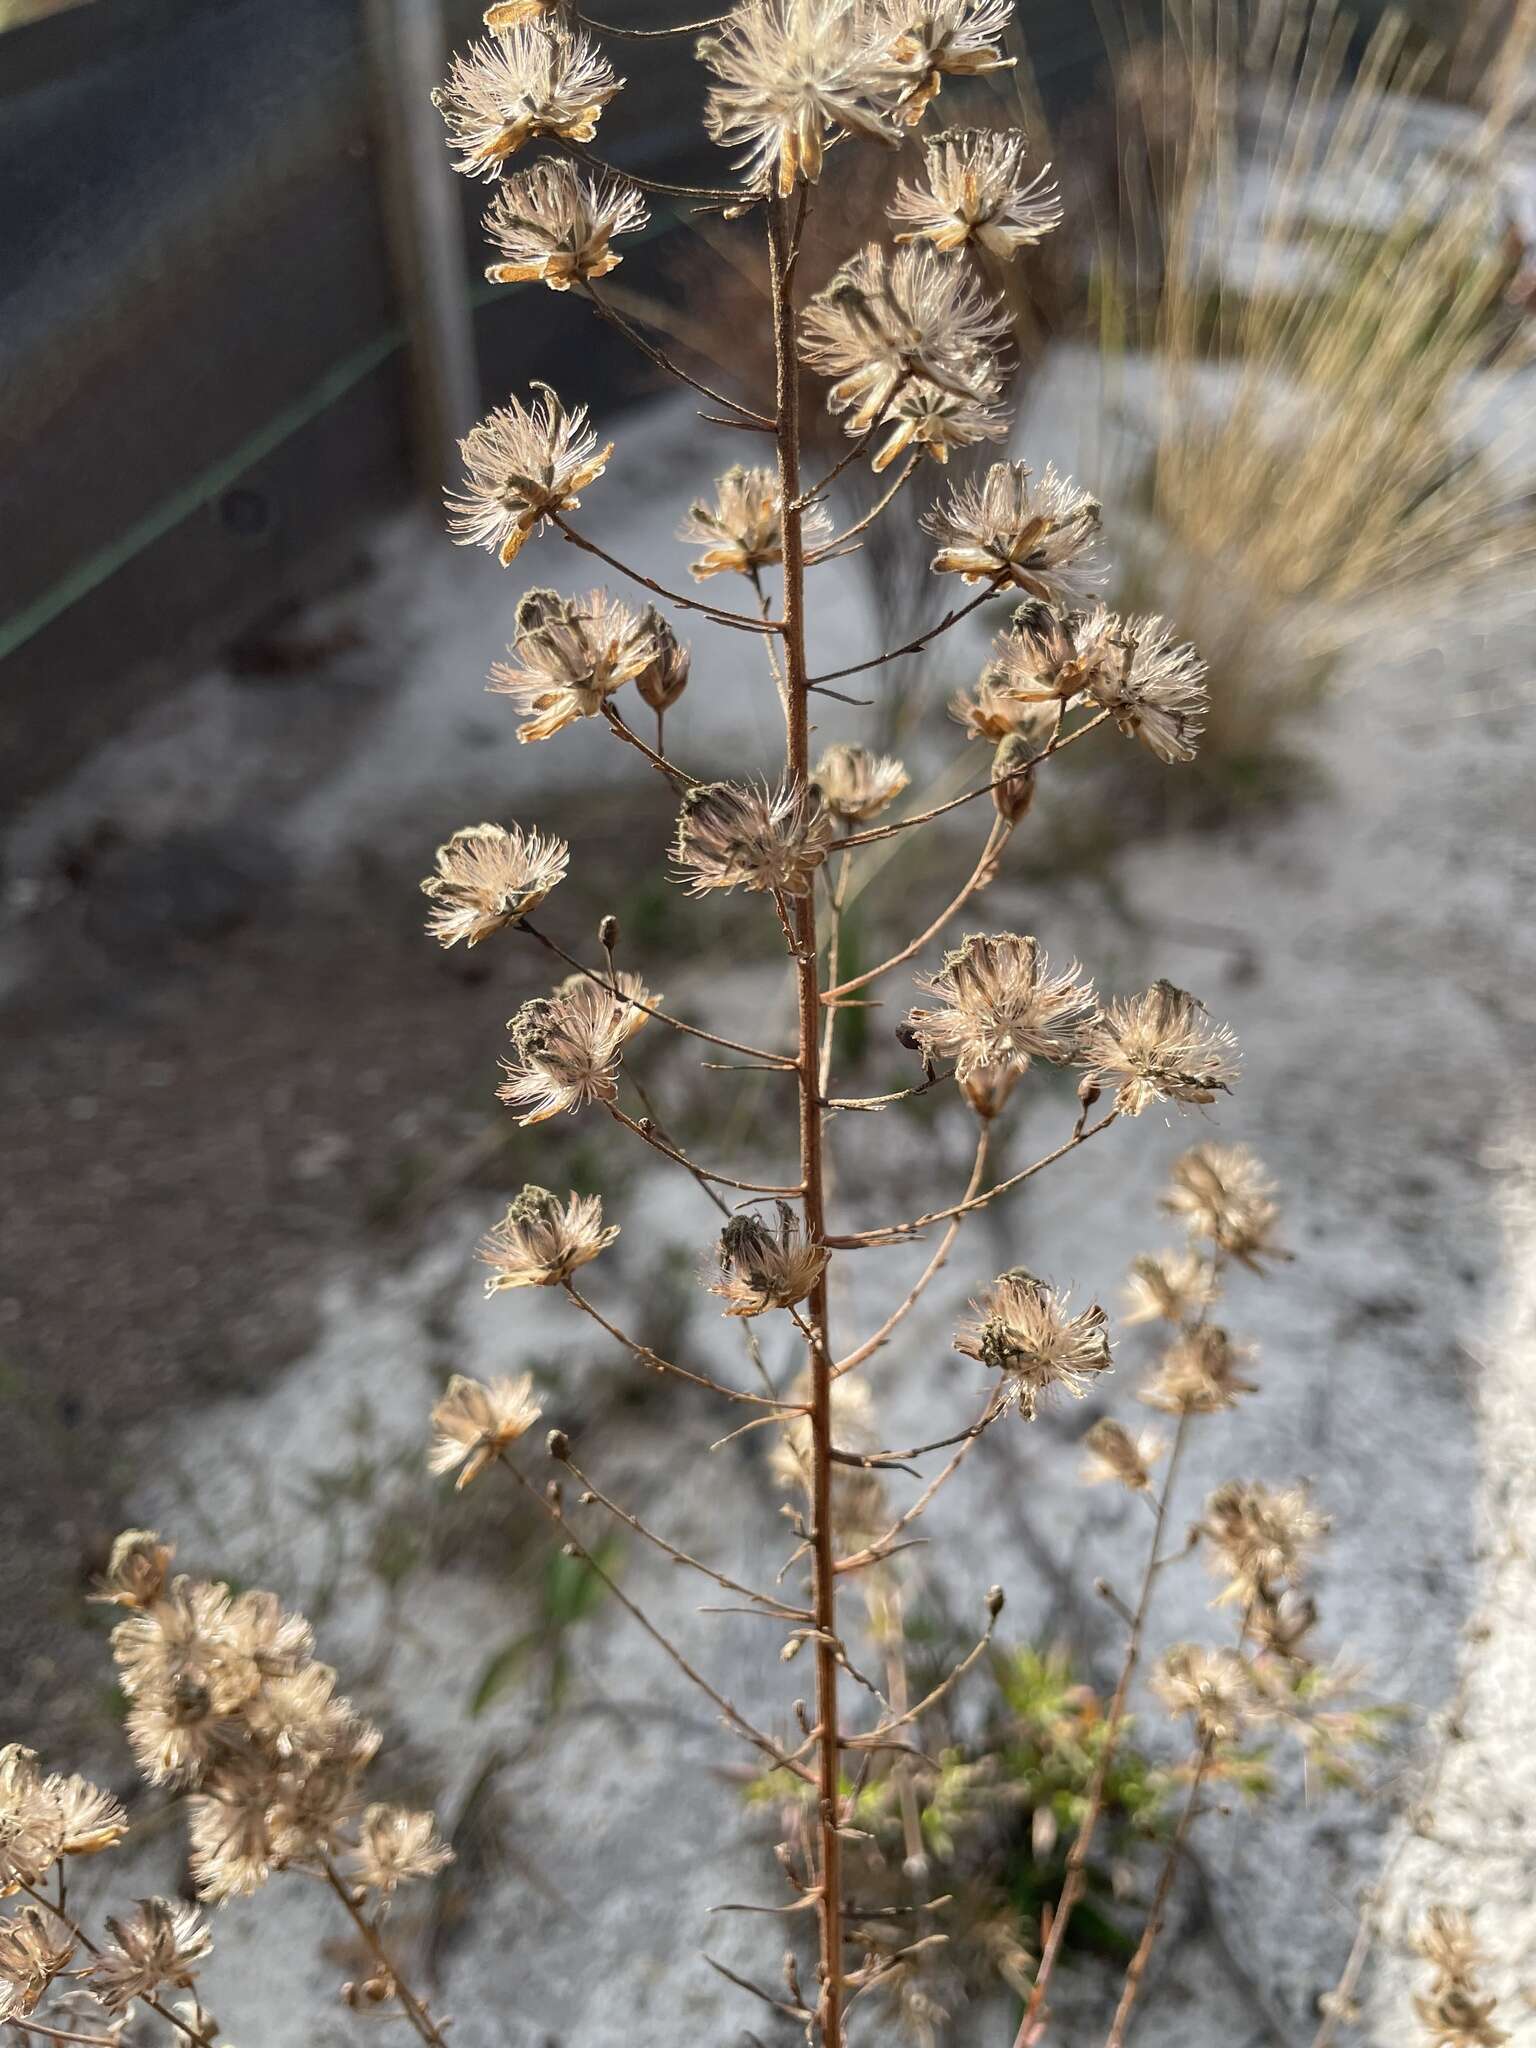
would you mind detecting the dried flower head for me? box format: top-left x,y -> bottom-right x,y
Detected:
0,1748 -> 63,1894
478,1184 -> 619,1291
800,242 -> 1009,438
483,0 -> 560,22
497,973 -> 654,1124
420,822 -> 569,947
0,1906 -> 74,2022
47,1775 -> 128,1857
1140,1324 -> 1258,1414
448,385 -> 611,566
186,1759 -> 276,1901
1122,1248 -> 1218,1326
433,28 -> 620,179
1088,613 -> 1208,763
1202,1479 -> 1329,1605
948,674 -> 1058,745
905,932 -> 1096,1081
429,1373 -> 542,1489
700,0 -> 898,197
1077,980 -> 1241,1116
672,779 -> 833,897
876,0 -> 1015,121
679,466 -> 832,579
1413,1907 -> 1508,2048
1417,1909 -> 1488,1993
1152,1644 -> 1257,1743
350,1805 -> 453,1896
867,375 -> 1009,472
489,586 -> 656,742
981,599 -> 1120,703
955,1269 -> 1111,1418
923,461 -> 1102,597
812,742 -> 910,821
1163,1142 -> 1284,1267
85,1898 -> 212,2013
1079,1416 -> 1165,1492
483,160 -> 648,290
90,1527 -> 174,1608
712,1205 -> 827,1317
633,606 -> 691,714
891,126 -> 1061,256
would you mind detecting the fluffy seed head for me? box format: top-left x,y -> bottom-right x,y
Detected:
948,674 -> 1058,745
497,973 -> 654,1125
874,0 -> 1015,121
711,1205 -> 828,1317
0,1906 -> 74,2021
955,1269 -> 1111,1418
434,29 -> 620,179
891,126 -> 1061,255
1122,1248 -> 1218,1326
812,742 -> 910,821
672,779 -> 833,897
924,461 -> 1102,597
91,1528 -> 175,1609
0,1749 -> 63,1895
85,1899 -> 212,2013
489,586 -> 657,742
867,375 -> 1009,472
47,1774 -> 129,1857
905,931 -> 1097,1082
989,733 -> 1037,825
1140,1324 -> 1258,1414
478,1184 -> 619,1291
350,1805 -> 454,1896
429,1373 -> 543,1489
1202,1479 -> 1329,1606
1088,613 -> 1208,763
483,160 -> 648,290
448,385 -> 611,566
1080,1417 -> 1166,1492
1163,1143 -> 1284,1267
700,0 -> 900,198
800,241 -> 1009,440
679,466 -> 832,579
1077,979 -> 1241,1116
420,822 -> 569,947
982,599 -> 1120,703
1152,1644 -> 1257,1743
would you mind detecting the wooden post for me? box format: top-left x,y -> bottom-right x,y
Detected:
362,0 -> 480,495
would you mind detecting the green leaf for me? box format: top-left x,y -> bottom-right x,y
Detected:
469,1634 -> 537,1717
541,1537 -> 620,1626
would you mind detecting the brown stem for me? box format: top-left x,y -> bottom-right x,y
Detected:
15,1880 -> 221,2048
606,1101 -> 802,1195
806,585 -> 997,688
563,1279 -> 801,1411
834,712 -> 1110,850
767,189 -> 845,2048
822,817 -> 1007,1000
805,453 -> 921,560
318,1857 -> 450,2047
1101,1738 -> 1216,2048
583,282 -> 775,428
601,703 -> 698,787
1015,1410 -> 1193,2042
550,513 -> 781,635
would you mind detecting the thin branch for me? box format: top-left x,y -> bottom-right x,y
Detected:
835,713 -> 1110,851
826,1112 -> 1120,1249
1016,1409 -> 1194,2041
829,1395 -> 1004,1469
822,1072 -> 948,1112
15,1882 -> 221,2048
564,139 -> 744,205
806,585 -> 996,689
845,1602 -> 1000,1743
806,455 -> 921,563
563,1280 -> 803,1411
518,920 -> 798,1069
550,514 -> 782,636
1102,1738 -> 1217,2048
575,8 -> 731,36
833,1127 -> 991,1376
583,282 -> 775,428
498,1452 -> 815,1783
601,702 -> 699,787
565,1454 -> 810,1618
318,1858 -> 451,2047
833,1433 -> 982,1576
606,1101 -> 803,1195
823,817 -> 1007,999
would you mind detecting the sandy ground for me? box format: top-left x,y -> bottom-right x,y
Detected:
4,364 -> 1536,2046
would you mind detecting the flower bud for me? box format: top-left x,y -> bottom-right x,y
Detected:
597,913 -> 619,954
991,733 -> 1036,825
634,606 -> 690,714
546,1428 -> 570,1462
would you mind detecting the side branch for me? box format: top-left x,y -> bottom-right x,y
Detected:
563,1280 -> 804,1411
822,818 -> 1008,1000
584,282 -> 775,429
835,712 -> 1110,851
806,586 -> 996,689
551,514 -> 782,636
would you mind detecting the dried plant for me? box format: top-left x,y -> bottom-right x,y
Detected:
5,6 -> 1428,2046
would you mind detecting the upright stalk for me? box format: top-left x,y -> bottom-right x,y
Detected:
767,191 -> 843,2048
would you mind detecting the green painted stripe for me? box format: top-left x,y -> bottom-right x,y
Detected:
0,323 -> 407,666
